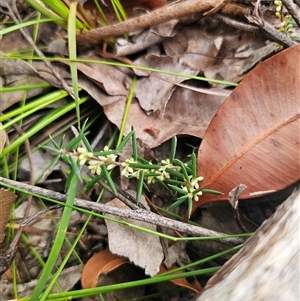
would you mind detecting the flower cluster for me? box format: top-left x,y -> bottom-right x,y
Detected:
182,176 -> 204,202
120,158 -> 177,184
75,146 -> 117,175
121,158 -> 138,177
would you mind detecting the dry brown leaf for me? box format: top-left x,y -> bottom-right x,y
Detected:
81,248 -> 129,289
134,54 -> 199,116
105,86 -> 225,148
193,44 -> 300,211
75,55 -> 131,97
162,22 -> 278,84
114,19 -> 179,56
0,188 -> 17,244
159,263 -> 201,294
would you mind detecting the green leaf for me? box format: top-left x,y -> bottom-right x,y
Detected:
169,136 -> 177,163
168,195 -> 188,210
173,159 -> 190,183
165,179 -> 185,186
86,174 -> 103,189
201,189 -> 223,195
93,150 -> 119,156
187,197 -> 193,219
101,165 -> 117,195
24,0 -> 67,29
129,163 -> 160,169
132,127 -> 138,161
136,170 -> 144,204
165,167 -> 184,179
116,129 -> 134,151
168,184 -> 188,195
64,135 -> 84,150
191,152 -> 197,178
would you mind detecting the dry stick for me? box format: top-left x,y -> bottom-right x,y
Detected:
76,0 -> 227,44
215,14 -> 260,35
282,0 -> 300,28
0,177 -> 244,245
246,0 -> 297,47
215,13 -> 290,49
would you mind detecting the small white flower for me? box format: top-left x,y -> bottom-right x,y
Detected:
88,160 -> 102,175
121,158 -> 135,177
190,176 -> 204,190
193,190 -> 203,202
107,164 -> 115,171
77,147 -> 86,154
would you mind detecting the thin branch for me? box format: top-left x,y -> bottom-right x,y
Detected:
246,0 -> 297,47
76,0 -> 227,44
282,0 -> 300,28
0,177 -> 244,245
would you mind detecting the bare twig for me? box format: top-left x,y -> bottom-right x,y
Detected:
282,0 -> 300,28
215,13 -> 260,35
76,0 -> 227,44
246,0 -> 297,47
0,177 -> 244,245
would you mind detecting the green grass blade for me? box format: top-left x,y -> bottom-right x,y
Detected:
0,89 -> 69,123
0,18 -> 62,35
24,0 -> 67,29
0,96 -> 89,157
117,76 -> 137,146
30,174 -> 79,301
68,2 -> 81,127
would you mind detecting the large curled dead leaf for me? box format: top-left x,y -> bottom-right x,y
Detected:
81,248 -> 129,289
81,249 -> 145,300
193,44 -> 300,211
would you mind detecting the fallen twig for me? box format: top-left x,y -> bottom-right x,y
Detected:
0,176 -> 244,245
246,0 -> 297,47
76,0 -> 227,44
282,0 -> 300,28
